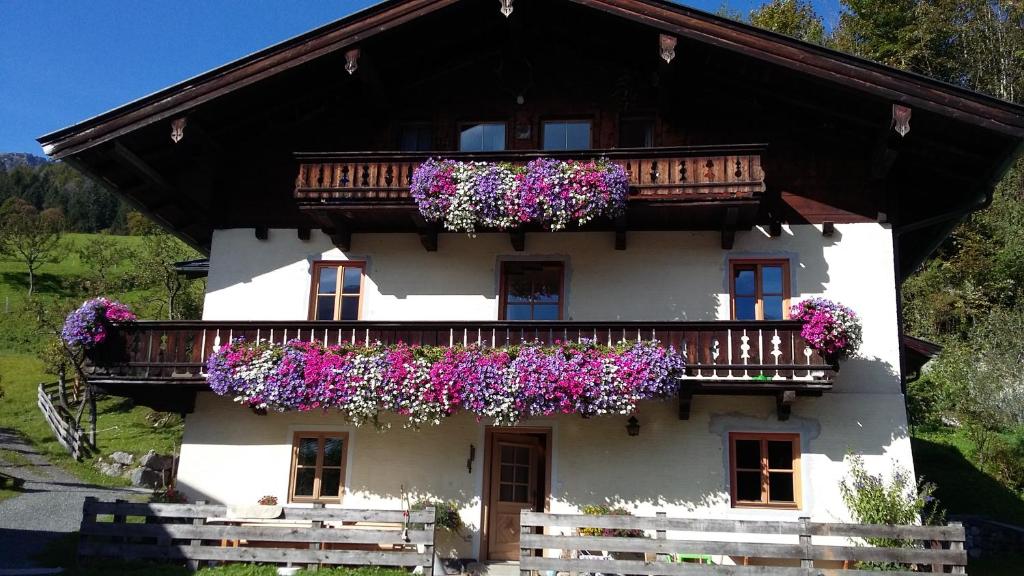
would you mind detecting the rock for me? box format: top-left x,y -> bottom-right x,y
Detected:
130,467 -> 165,489
110,451 -> 133,465
99,462 -> 125,477
140,450 -> 174,471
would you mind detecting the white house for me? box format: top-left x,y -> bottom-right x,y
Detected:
41,0 -> 1024,566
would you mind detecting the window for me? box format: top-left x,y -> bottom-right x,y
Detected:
619,117 -> 654,148
542,120 -> 591,150
500,261 -> 564,320
459,122 -> 506,151
730,260 -> 789,320
309,261 -> 364,321
399,123 -> 433,151
290,432 -> 348,503
729,433 -> 800,508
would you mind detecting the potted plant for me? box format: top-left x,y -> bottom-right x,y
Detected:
578,505 -> 645,560
790,297 -> 862,366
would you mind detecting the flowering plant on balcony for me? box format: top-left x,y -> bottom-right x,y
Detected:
790,297 -> 862,359
206,338 -> 684,427
61,297 -> 137,350
410,157 -> 628,233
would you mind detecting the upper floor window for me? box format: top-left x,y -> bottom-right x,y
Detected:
619,117 -> 654,148
399,123 -> 433,151
290,431 -> 347,504
729,432 -> 800,509
460,122 -> 506,152
730,260 -> 789,321
500,261 -> 564,320
309,261 -> 364,321
542,120 -> 591,150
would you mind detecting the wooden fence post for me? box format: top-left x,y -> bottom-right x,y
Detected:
188,500 -> 207,571
798,516 -> 813,572
78,496 -> 97,569
656,511 -> 667,562
949,521 -> 966,574
519,509 -> 531,576
309,502 -> 325,572
424,506 -> 435,576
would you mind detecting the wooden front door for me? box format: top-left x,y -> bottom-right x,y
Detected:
486,432 -> 546,561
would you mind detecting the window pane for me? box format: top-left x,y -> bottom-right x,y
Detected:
499,484 -> 514,502
294,468 -> 315,497
400,125 -> 431,151
321,468 -> 342,498
763,296 -> 783,320
542,122 -> 567,150
342,267 -> 361,294
501,445 -> 514,463
484,124 -> 506,151
501,464 -> 514,483
735,471 -> 762,502
533,305 -> 560,320
318,267 -> 337,294
514,484 -> 529,503
297,438 -> 319,466
767,440 -> 794,470
459,124 -> 483,151
515,465 -> 529,484
762,266 -> 784,294
768,472 -> 795,503
505,304 -> 532,320
323,438 -> 344,467
734,268 -> 755,295
534,268 -> 561,303
515,446 -> 530,464
316,296 -> 336,321
734,297 -> 756,321
506,276 -> 532,303
340,296 -> 359,320
735,439 -> 761,469
565,122 -> 591,149
619,118 -> 653,148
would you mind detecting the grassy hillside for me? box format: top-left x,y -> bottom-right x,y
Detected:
0,233 -> 184,489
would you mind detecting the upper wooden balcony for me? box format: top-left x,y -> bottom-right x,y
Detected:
84,319 -> 834,418
293,145 -> 767,249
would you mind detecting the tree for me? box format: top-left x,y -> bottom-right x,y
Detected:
0,197 -> 64,296
75,235 -> 136,295
133,232 -> 204,320
749,0 -> 826,44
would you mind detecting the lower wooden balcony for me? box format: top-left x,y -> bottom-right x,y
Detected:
84,320 -> 835,416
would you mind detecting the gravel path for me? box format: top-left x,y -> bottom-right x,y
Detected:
0,427 -> 148,570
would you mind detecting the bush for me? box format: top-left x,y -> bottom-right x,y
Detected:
579,504 -> 643,538
411,498 -> 462,533
986,426 -> 1024,493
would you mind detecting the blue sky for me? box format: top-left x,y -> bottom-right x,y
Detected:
0,0 -> 841,155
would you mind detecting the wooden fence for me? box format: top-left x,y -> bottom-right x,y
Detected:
37,382 -> 88,461
520,511 -> 967,575
79,498 -> 436,572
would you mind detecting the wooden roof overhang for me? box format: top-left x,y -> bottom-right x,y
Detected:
293,145 -> 767,250
36,0 -> 1024,274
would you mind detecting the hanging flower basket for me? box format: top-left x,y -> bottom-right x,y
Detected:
790,297 -> 862,361
61,297 -> 137,354
206,338 -> 684,427
410,157 -> 629,233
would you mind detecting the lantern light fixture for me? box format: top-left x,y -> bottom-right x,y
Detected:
659,34 -> 677,64
345,48 -> 360,75
626,416 -> 641,437
500,0 -> 514,17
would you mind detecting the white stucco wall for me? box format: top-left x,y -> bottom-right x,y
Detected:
179,223 -> 914,559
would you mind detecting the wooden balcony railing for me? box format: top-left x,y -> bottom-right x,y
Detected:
294,145 -> 766,205
84,320 -> 834,392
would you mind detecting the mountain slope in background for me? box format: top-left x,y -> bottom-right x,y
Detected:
0,153 -> 49,172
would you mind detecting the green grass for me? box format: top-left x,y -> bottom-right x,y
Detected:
912,428 -> 1024,525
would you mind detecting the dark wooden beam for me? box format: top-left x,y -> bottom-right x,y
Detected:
721,207 -> 738,250
326,215 -> 352,251
678,384 -> 694,420
510,230 -> 525,252
111,142 -> 175,194
822,221 -> 835,236
410,213 -> 438,252
776,390 -> 796,421
297,227 -> 311,241
255,226 -> 269,241
615,215 -> 627,250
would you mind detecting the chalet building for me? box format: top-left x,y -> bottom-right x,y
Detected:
40,0 -> 1023,568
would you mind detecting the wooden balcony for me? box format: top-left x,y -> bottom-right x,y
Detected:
292,146 -> 767,249
85,319 -> 834,417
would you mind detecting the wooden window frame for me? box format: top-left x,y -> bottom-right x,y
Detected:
729,259 -> 791,320
728,432 -> 801,509
617,115 -> 656,148
289,431 -> 349,504
308,260 -> 365,321
540,118 -> 594,151
498,261 -> 565,321
457,120 -> 509,152
397,121 -> 434,152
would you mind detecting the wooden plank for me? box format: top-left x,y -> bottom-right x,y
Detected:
520,512 -> 795,534
807,522 -> 964,541
519,534 -> 803,558
80,522 -> 434,545
82,501 -> 433,523
78,542 -> 430,566
811,544 -> 966,565
521,556 -> 811,576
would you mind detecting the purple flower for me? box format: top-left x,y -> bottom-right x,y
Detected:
62,297 -> 137,350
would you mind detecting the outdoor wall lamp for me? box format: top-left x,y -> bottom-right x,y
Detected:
345,48 -> 360,75
626,416 -> 640,437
